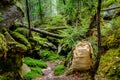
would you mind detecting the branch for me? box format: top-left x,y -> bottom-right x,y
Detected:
19,24 -> 64,39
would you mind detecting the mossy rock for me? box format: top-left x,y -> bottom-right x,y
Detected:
15,28 -> 29,37
2,42 -> 27,72
0,33 -> 8,57
103,28 -> 120,48
24,57 -> 47,68
106,61 -> 120,80
54,65 -> 66,76
10,31 -> 31,49
32,32 -> 48,45
0,0 -> 21,6
98,48 -> 120,79
7,42 -> 27,54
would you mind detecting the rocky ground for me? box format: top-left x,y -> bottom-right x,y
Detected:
33,62 -> 86,80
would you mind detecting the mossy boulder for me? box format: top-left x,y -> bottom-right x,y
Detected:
15,28 -> 29,37
98,48 -> 120,79
0,33 -> 8,58
3,42 -> 27,72
10,31 -> 31,49
102,28 -> 120,48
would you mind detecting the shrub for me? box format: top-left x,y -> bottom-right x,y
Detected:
54,65 -> 66,76
24,72 -> 39,80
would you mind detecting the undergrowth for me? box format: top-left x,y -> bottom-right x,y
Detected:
24,57 -> 47,68
54,65 -> 66,76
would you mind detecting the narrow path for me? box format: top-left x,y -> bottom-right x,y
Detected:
33,61 -> 85,80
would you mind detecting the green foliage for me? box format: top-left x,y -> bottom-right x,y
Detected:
0,76 -> 8,80
0,33 -> 8,55
24,57 -> 47,68
49,14 -> 66,26
24,72 -> 39,80
103,28 -> 120,48
65,51 -> 72,66
0,12 -> 4,21
54,65 -> 66,76
58,26 -> 87,52
39,50 -> 62,61
15,28 -> 29,36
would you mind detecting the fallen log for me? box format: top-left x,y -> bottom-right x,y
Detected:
102,6 -> 120,11
19,23 -> 64,39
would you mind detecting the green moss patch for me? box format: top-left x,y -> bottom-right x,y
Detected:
98,48 -> 120,79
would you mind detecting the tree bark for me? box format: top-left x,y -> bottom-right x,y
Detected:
25,0 -> 31,38
63,0 -> 66,5
90,0 -> 102,80
19,24 -> 64,39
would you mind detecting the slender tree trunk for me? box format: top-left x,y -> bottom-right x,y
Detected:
25,0 -> 31,38
63,0 -> 66,5
90,0 -> 102,80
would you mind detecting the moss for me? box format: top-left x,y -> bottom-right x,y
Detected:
0,12 -> 4,22
15,28 -> 29,36
32,32 -> 48,45
8,42 -> 27,53
106,61 -> 120,80
50,14 -> 66,26
98,48 -> 120,79
54,65 -> 66,76
10,31 -> 31,49
0,33 -> 8,57
103,28 -> 120,48
24,57 -> 47,68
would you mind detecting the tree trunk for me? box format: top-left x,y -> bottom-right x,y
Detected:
63,0 -> 66,5
90,0 -> 102,80
25,0 -> 31,38
19,24 -> 64,39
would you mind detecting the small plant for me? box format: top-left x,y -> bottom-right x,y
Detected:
31,67 -> 43,75
24,57 -> 47,68
24,72 -> 39,80
54,65 -> 66,76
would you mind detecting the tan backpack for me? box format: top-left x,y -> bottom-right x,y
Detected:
68,40 -> 93,71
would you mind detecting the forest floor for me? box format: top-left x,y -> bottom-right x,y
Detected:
33,61 -> 85,80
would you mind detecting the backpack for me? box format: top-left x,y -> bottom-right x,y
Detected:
68,41 -> 93,71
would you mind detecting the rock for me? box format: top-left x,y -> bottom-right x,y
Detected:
66,41 -> 93,74
18,63 -> 31,78
0,5 -> 23,30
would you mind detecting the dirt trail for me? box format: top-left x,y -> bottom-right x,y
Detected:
33,61 -> 85,80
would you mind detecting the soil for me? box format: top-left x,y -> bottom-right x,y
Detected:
33,61 -> 86,80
